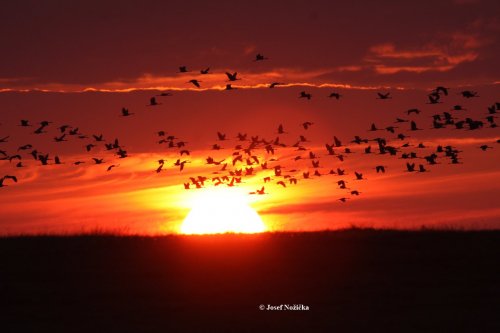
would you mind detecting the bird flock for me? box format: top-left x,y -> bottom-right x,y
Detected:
1,53 -> 499,205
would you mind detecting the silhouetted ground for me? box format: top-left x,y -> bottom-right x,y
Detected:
1,229 -> 499,332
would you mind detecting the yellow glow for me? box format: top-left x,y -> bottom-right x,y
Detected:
180,187 -> 267,234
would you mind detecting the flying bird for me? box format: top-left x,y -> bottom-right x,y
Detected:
17,144 -> 32,151
299,91 -> 311,100
0,175 -> 18,187
407,108 -> 421,115
188,80 -> 201,88
57,125 -> 71,133
121,108 -> 133,116
254,53 -> 268,61
277,124 -> 286,134
377,92 -> 391,99
406,163 -> 416,172
107,164 -> 119,171
269,82 -> 284,88
354,172 -> 364,180
428,93 -> 441,104
225,72 -> 240,81
217,132 -> 227,141
148,97 -> 160,106
410,121 -> 421,131
460,90 -> 478,98
302,122 -> 313,130
433,86 -> 449,96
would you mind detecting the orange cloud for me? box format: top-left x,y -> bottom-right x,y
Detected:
0,68 -> 395,93
364,32 -> 482,74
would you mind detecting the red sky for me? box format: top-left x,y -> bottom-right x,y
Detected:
0,0 -> 499,234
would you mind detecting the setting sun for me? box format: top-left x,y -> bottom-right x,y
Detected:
180,187 -> 266,234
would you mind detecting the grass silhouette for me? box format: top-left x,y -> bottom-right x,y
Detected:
1,229 -> 499,332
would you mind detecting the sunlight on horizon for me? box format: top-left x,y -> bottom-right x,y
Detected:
179,187 -> 267,234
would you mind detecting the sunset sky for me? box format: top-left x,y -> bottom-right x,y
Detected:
0,0 -> 499,234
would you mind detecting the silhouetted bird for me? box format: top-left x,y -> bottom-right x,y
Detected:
276,181 -> 286,188
254,53 -> 268,61
302,122 -> 313,130
8,155 -> 21,162
17,144 -> 32,151
328,92 -> 342,99
299,91 -> 311,100
277,124 -> 286,134
410,121 -> 421,131
0,175 -> 17,187
269,82 -> 284,88
117,149 -> 128,158
428,93 -> 441,104
225,72 -> 240,81
434,86 -> 449,96
452,105 -> 465,111
250,186 -> 266,195
188,80 -> 201,88
217,132 -> 227,141
385,126 -> 397,133
148,97 -> 160,106
377,92 -> 391,99
487,104 -> 498,114
121,108 -> 133,116
38,154 -> 49,165
460,90 -> 478,98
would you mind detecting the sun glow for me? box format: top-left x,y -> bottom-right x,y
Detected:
180,187 -> 267,234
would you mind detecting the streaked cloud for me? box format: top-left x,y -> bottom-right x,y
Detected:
364,35 -> 480,74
